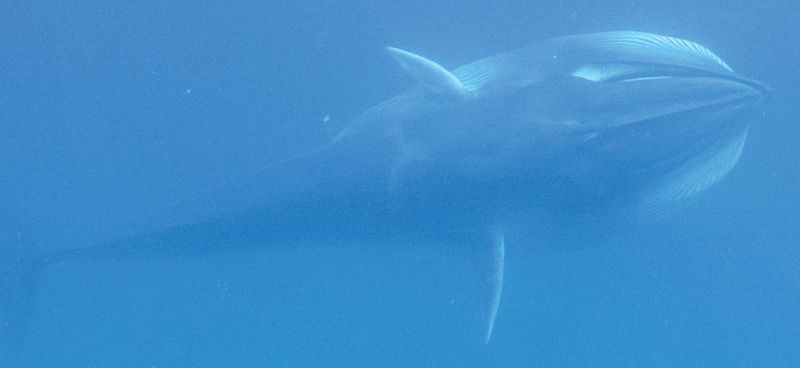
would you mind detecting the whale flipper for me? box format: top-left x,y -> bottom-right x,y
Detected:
385,46 -> 467,98
483,234 -> 505,344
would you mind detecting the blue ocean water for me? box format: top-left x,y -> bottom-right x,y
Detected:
1,1 -> 798,367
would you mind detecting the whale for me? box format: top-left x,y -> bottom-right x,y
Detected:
0,31 -> 768,356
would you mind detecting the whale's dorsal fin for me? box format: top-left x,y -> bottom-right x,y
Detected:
386,46 -> 468,98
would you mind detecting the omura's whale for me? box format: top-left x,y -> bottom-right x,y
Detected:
1,31 -> 768,353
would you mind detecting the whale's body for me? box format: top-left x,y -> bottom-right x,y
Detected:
123,32 -> 765,239
1,31 -> 767,353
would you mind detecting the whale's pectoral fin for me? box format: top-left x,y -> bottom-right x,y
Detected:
386,46 -> 468,98
483,233 -> 505,344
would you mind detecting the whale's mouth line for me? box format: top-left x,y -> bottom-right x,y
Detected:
616,73 -> 770,96
575,62 -> 769,96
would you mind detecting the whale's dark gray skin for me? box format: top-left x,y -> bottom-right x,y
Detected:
126,32 -> 767,238
1,31 -> 768,354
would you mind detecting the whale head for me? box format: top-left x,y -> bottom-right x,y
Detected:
383,31 -> 768,215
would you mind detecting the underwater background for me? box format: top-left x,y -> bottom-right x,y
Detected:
1,1 -> 798,367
